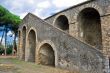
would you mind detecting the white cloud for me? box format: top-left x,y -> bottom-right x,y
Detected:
32,8 -> 50,19
10,0 -> 23,10
9,0 -> 52,19
32,8 -> 44,18
54,9 -> 62,13
1,0 -> 87,19
53,0 -> 87,8
37,1 -> 51,9
7,31 -> 14,38
7,31 -> 12,36
20,12 -> 28,19
27,0 -> 34,4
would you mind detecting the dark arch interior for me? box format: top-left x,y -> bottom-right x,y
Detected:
18,31 -> 21,49
22,27 -> 26,60
54,15 -> 69,32
78,8 -> 102,50
39,43 -> 55,66
18,31 -> 21,58
28,30 -> 36,62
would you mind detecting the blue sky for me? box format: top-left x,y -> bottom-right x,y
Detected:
0,0 -> 87,45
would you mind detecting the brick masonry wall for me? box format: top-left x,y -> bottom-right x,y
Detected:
45,0 -> 106,38
101,15 -> 110,57
19,14 -> 106,73
45,0 -> 110,57
17,0 -> 110,73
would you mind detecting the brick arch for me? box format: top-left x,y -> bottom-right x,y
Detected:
53,14 -> 69,32
26,27 -> 38,46
26,27 -> 37,62
36,40 -> 58,67
77,3 -> 104,17
77,7 -> 102,50
21,24 -> 27,30
21,26 -> 27,60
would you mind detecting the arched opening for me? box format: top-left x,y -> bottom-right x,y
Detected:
18,31 -> 21,50
38,43 -> 55,66
54,15 -> 69,32
27,30 -> 36,62
18,31 -> 21,58
78,8 -> 102,50
22,26 -> 26,60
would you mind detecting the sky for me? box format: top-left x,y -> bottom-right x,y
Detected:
0,0 -> 87,19
0,28 -> 14,45
0,0 -> 87,45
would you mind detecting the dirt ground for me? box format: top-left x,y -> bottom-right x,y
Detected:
0,57 -> 78,73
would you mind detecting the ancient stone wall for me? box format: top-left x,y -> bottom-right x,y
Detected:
18,14 -> 106,73
17,0 -> 110,73
45,0 -> 110,57
101,15 -> 110,57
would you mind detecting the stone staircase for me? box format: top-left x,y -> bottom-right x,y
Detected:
21,13 -> 107,73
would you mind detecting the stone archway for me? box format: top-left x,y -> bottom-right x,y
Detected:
54,15 -> 69,32
78,7 -> 102,50
22,26 -> 26,60
27,29 -> 36,62
38,43 -> 55,66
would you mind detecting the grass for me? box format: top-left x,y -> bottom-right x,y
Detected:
0,58 -> 78,73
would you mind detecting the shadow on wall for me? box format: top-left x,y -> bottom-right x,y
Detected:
22,26 -> 26,60
38,43 -> 55,67
27,29 -> 36,62
78,7 -> 102,50
54,15 -> 69,33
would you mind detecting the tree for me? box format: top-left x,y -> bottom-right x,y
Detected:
9,13 -> 21,55
0,5 -> 22,55
0,44 -> 4,55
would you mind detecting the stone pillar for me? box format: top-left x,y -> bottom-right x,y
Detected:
101,15 -> 110,57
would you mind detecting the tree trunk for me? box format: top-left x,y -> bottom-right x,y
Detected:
4,26 -> 7,56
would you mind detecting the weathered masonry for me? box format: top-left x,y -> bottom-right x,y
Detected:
18,0 -> 110,73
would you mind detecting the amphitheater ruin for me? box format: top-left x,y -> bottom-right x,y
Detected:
18,0 -> 110,73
